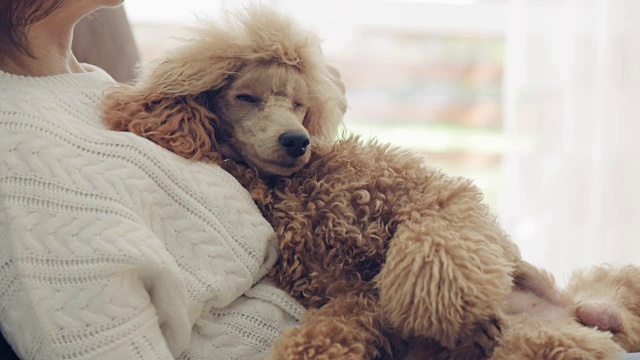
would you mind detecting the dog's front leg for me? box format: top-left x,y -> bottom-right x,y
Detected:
268,294 -> 395,360
376,203 -> 514,353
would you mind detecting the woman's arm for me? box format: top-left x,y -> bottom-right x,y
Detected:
0,189 -> 188,359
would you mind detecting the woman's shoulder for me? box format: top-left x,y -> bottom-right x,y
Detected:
0,64 -> 115,128
0,86 -> 240,194
0,64 -> 115,90
0,65 -> 256,212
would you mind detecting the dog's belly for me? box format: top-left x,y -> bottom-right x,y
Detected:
503,289 -> 570,319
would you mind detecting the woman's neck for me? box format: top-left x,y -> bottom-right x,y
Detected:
0,6 -> 86,76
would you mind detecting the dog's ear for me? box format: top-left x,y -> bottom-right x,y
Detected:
303,64 -> 348,142
103,85 -> 222,162
326,65 -> 346,99
102,44 -> 239,162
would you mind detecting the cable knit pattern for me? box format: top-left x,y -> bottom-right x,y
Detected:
0,64 -> 305,360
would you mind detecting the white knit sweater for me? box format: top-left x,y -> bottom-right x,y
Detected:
0,64 -> 305,360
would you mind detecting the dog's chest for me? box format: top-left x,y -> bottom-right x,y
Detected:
273,176 -> 394,268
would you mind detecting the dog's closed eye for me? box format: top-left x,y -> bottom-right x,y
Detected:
236,94 -> 259,104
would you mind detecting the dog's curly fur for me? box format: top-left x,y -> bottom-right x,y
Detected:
102,5 -> 631,359
225,137 -> 522,358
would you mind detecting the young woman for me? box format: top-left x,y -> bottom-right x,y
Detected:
0,1 -> 304,359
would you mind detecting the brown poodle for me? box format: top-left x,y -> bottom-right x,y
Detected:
102,5 -> 629,359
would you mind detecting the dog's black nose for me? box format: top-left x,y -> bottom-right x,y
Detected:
279,131 -> 310,158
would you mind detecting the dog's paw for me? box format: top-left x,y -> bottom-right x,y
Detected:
468,315 -> 503,358
268,325 -> 368,360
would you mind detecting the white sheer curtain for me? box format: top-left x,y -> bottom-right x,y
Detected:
501,0 -> 640,283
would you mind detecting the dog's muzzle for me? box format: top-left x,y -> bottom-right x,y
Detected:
279,131 -> 310,158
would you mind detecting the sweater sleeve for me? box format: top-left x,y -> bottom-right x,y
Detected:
0,190 -> 190,360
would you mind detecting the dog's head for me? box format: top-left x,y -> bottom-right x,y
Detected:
208,62 -> 314,175
103,6 -> 347,176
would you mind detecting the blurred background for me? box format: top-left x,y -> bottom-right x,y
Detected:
117,0 -> 640,283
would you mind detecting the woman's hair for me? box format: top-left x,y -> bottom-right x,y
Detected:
0,0 -> 64,56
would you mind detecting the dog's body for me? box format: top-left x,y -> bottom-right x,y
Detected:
226,138 -> 633,359
102,6 -> 633,359
223,136 -> 521,358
